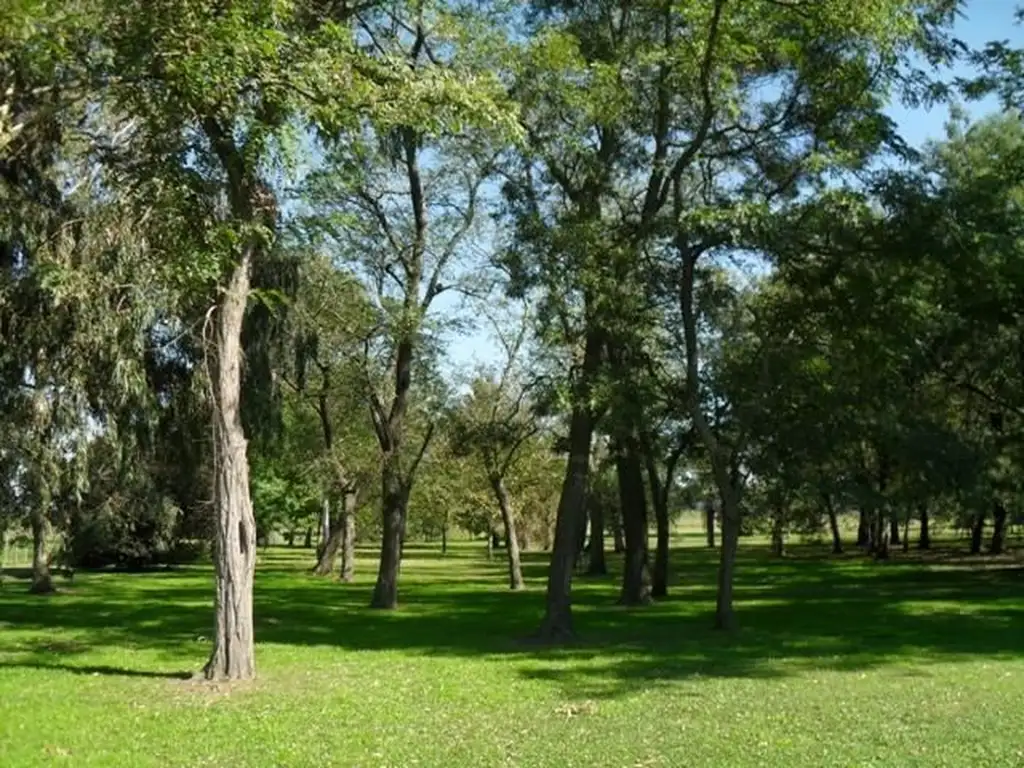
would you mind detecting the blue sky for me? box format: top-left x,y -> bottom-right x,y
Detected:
442,1 -> 1024,374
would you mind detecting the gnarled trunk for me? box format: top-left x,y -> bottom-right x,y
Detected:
29,504 -> 54,595
371,463 -> 407,608
491,474 -> 524,591
537,331 -> 600,641
204,253 -> 257,682
617,436 -> 651,605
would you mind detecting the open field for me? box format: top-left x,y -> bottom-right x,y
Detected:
1,536 -> 1023,767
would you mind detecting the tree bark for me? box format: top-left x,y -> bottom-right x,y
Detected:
339,492 -> 355,582
371,463 -> 407,608
617,437 -> 652,605
990,501 -> 1007,554
203,253 -> 257,682
586,492 -> 607,576
918,504 -> 930,550
705,500 -> 715,548
823,494 -> 842,554
536,329 -> 600,642
29,503 -> 54,595
970,511 -> 985,555
490,474 -> 524,590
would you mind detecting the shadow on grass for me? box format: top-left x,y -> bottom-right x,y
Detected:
0,542 -> 1022,698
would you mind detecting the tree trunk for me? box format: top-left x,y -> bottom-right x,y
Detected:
339,493 -> 355,583
617,437 -> 652,606
536,330 -> 600,642
857,507 -> 869,547
612,515 -> 626,553
318,497 -> 330,554
586,494 -> 607,576
371,463 -> 407,608
313,508 -> 342,576
643,452 -> 670,598
491,474 -> 524,591
970,511 -> 985,555
203,254 -> 257,682
873,510 -> 890,560
823,494 -> 842,554
705,501 -> 715,548
29,504 -> 54,595
770,507 -> 785,557
303,526 -> 313,549
889,516 -> 901,547
990,501 -> 1007,554
902,511 -> 910,554
441,517 -> 448,555
716,489 -> 741,630
918,505 -> 930,550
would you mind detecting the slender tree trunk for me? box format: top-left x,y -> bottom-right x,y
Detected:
643,452 -> 670,598
918,504 -> 930,550
991,501 -> 1008,554
586,494 -> 607,576
319,498 -> 331,554
371,463 -> 407,608
612,514 -> 626,553
491,474 -> 524,591
536,330 -> 600,641
705,501 -> 715,548
617,437 -> 652,605
29,503 -> 54,595
873,509 -> 890,560
441,520 -> 448,555
339,492 -> 356,583
823,494 -> 842,554
203,253 -> 258,682
486,531 -> 493,560
902,510 -> 910,553
970,511 -> 985,555
303,526 -> 313,549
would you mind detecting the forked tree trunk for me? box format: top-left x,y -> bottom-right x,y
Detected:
491,474 -> 524,590
339,493 -> 356,582
705,501 -> 716,548
918,505 -> 930,549
371,464 -> 407,608
617,437 -> 652,606
586,494 -> 607,576
29,503 -> 54,595
990,501 -> 1007,554
823,494 -> 842,554
204,253 -> 257,682
970,511 -> 985,555
537,331 -> 600,641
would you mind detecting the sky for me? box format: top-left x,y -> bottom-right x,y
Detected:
440,0 -> 1024,375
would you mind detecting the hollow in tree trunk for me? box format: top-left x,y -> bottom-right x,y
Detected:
617,437 -> 652,606
490,474 -> 524,591
586,493 -> 607,576
203,253 -> 258,682
29,503 -> 54,595
990,501 -> 1007,554
371,463 -> 407,608
339,492 -> 356,582
536,330 -> 599,642
970,511 -> 985,555
918,504 -> 930,549
823,494 -> 842,554
705,501 -> 715,548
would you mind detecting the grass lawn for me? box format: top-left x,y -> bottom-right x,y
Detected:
1,534 -> 1023,767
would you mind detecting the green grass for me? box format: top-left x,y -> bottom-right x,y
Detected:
1,535 -> 1023,767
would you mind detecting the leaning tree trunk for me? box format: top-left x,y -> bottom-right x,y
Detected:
823,494 -> 842,554
918,504 -> 931,549
586,494 -> 608,576
204,252 -> 258,682
536,330 -> 600,642
617,437 -> 652,606
339,492 -> 356,582
28,502 -> 54,595
371,462 -> 407,608
970,511 -> 985,555
491,474 -> 524,591
990,501 -> 1008,555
